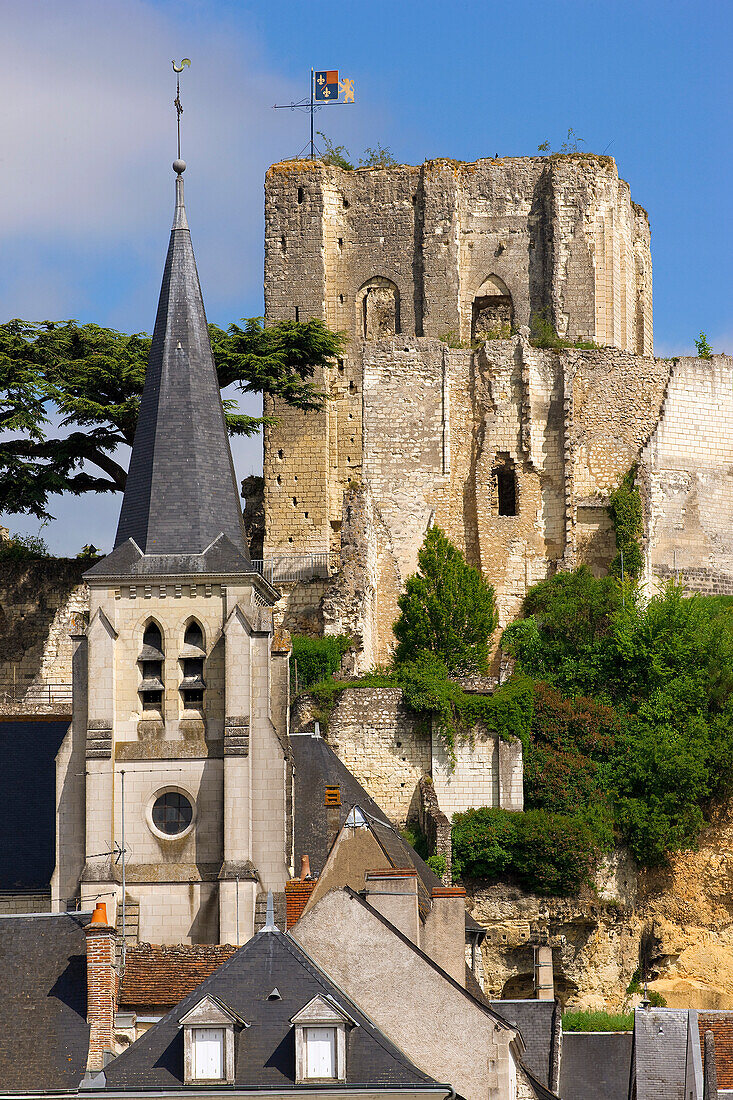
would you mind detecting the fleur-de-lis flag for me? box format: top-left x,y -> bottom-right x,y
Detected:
315,70 -> 355,102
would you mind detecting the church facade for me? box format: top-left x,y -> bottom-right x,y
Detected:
52,164 -> 292,945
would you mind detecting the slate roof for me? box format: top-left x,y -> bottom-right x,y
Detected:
0,719 -> 70,890
559,1032 -> 632,1100
698,1012 -> 733,1089
100,171 -> 250,573
632,1008 -> 691,1100
290,733 -> 483,933
490,1000 -> 558,1089
0,912 -> 90,1092
119,943 -> 238,1008
102,927 -> 445,1090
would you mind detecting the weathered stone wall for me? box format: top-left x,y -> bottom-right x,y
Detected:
291,685 -> 523,826
0,560 -> 89,699
642,355 -> 733,594
263,154 -> 653,576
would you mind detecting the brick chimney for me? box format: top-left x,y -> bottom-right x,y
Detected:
422,886 -> 467,985
285,854 -> 317,929
364,868 -> 420,945
84,902 -> 117,1074
325,785 -> 341,851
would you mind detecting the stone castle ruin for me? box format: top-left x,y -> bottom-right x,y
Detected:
263,155 -> 733,668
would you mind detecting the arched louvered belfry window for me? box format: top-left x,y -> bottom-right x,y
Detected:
139,621 -> 164,714
180,620 -> 206,712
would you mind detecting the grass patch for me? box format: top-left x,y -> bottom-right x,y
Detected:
562,1010 -> 634,1032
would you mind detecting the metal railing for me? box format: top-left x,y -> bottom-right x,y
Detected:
0,681 -> 73,711
251,552 -> 335,585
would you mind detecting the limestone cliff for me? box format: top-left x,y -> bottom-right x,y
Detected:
469,801 -> 733,1011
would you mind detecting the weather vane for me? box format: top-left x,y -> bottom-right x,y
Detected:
172,59 -> 191,164
274,69 -> 355,159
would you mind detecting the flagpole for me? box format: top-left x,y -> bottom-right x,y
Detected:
310,68 -> 315,158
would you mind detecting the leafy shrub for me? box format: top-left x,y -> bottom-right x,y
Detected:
695,332 -> 713,359
291,634 -> 352,690
0,532 -> 50,560
529,310 -> 565,350
393,526 -> 497,674
562,1010 -> 633,1032
451,806 -> 600,895
427,853 -> 447,876
503,571 -> 733,867
608,469 -> 643,580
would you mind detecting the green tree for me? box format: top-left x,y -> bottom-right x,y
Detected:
393,526 -> 498,673
0,317 -> 345,518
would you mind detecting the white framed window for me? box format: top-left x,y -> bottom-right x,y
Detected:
179,995 -> 246,1085
191,1027 -> 224,1080
291,995 -> 356,1084
304,1026 -> 337,1079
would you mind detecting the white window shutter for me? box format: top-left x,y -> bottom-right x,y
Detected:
305,1027 -> 336,1078
192,1027 -> 225,1079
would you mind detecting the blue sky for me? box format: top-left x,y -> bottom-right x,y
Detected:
1,0 -> 731,555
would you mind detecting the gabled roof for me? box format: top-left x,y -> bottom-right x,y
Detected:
102,928 -> 442,1090
0,913 -> 90,1092
0,719 -> 70,891
632,1008 -> 692,1100
99,170 -> 250,575
291,733 -> 483,934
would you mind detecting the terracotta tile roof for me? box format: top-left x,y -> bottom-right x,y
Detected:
699,1012 -> 733,1088
285,879 -> 317,929
119,943 -> 237,1007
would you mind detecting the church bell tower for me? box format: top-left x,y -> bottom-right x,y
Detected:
53,159 -> 291,945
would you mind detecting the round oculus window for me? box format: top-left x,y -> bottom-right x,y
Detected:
151,791 -> 193,836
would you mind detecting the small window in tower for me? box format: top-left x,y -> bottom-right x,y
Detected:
337,238 -> 343,253
295,307 -> 300,322
139,621 -> 164,715
297,186 -> 304,203
495,459 -> 518,516
281,235 -> 287,253
181,622 -> 206,711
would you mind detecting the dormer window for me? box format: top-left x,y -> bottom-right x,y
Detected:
291,995 -> 356,1083
179,995 -> 246,1086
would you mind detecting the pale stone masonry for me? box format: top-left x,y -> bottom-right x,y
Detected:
292,687 -> 522,824
263,155 -> 733,667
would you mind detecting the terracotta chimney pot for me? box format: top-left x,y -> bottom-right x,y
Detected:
300,854 -> 311,881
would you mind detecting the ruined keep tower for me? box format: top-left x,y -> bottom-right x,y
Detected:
262,156 -> 658,663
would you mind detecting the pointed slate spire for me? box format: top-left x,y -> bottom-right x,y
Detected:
112,162 -> 249,566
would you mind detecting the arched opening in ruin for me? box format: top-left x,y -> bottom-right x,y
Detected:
472,274 -> 514,341
357,277 -> 400,340
494,453 -> 518,516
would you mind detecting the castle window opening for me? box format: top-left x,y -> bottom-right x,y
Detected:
495,457 -> 518,516
281,236 -> 287,253
297,186 -> 304,203
472,274 -> 514,341
295,307 -> 300,322
357,277 -> 400,340
339,294 -> 344,304
337,238 -> 343,252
